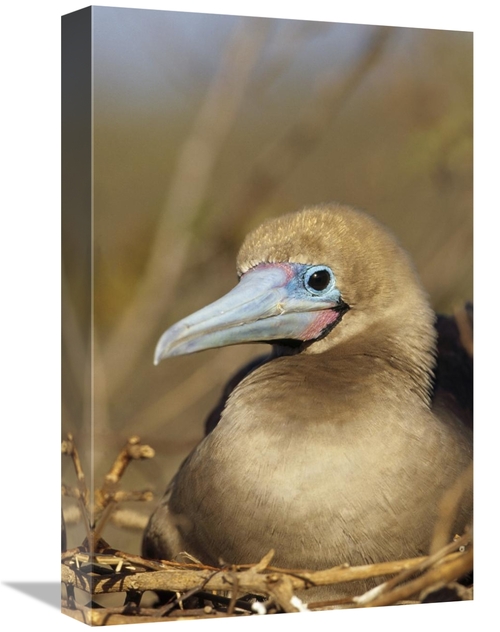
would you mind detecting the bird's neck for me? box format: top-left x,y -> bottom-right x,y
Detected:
358,318 -> 436,406
277,300 -> 437,407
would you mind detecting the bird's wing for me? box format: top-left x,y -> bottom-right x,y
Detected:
432,302 -> 473,430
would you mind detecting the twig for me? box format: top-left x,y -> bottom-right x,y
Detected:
62,484 -> 84,500
355,530 -> 472,605
61,433 -> 89,504
62,433 -> 92,540
64,486 -> 152,511
94,436 -> 155,522
106,436 -> 156,485
61,550 -> 467,596
359,547 -> 473,608
111,490 -> 154,503
430,465 -> 473,554
158,569 -> 224,616
194,591 -> 257,613
226,568 -> 239,616
265,575 -> 298,613
63,603 -> 238,625
91,502 -> 116,547
61,537 -> 473,624
252,548 -> 275,572
62,436 -> 155,546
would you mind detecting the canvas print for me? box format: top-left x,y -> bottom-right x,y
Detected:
61,6 -> 473,624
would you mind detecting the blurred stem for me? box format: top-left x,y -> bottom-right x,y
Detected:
92,329 -> 111,439
127,347 -> 241,435
219,26 -> 392,239
250,22 -> 334,99
61,266 -> 87,425
102,18 -> 270,399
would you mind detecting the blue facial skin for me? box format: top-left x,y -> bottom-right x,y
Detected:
283,263 -> 341,304
154,262 -> 343,363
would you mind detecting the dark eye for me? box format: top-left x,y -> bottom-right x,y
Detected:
304,266 -> 333,293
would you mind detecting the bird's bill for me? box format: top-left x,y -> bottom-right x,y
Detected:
154,263 -> 342,363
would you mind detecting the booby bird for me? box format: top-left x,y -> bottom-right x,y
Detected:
142,204 -> 472,598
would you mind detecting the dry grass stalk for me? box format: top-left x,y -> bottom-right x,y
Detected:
102,18 -> 270,399
130,348 -> 230,434
430,464 -> 473,554
220,27 -> 392,236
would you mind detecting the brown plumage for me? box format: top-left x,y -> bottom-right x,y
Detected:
143,204 -> 472,598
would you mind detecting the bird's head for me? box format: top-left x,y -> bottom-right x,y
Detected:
154,204 -> 433,363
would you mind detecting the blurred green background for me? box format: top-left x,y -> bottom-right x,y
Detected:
62,7 -> 472,555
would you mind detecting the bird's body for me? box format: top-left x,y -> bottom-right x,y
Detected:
143,204 -> 472,599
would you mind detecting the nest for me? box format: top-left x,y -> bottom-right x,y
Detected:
61,537 -> 472,625
61,435 -> 473,625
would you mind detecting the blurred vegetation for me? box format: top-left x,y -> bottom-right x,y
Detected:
62,9 -> 472,555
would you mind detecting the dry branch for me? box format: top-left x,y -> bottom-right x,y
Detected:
61,433 -> 89,505
61,547 -> 470,599
94,435 -> 155,519
354,530 -> 472,606
360,547 -> 473,607
61,544 -> 472,624
104,436 -> 156,487
62,433 -> 92,541
61,526 -> 473,623
62,602 -> 239,625
62,435 -> 155,543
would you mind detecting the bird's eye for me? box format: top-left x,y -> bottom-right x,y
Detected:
304,266 -> 333,293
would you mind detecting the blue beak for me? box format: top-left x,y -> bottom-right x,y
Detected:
154,263 -> 343,364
